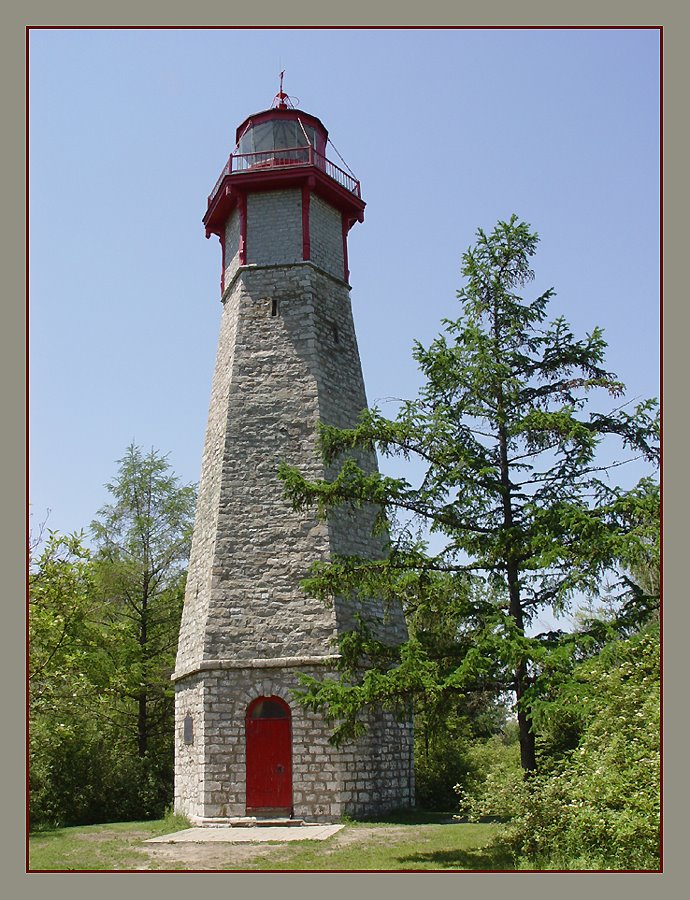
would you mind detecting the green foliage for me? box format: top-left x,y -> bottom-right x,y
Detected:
411,582 -> 514,810
413,699 -> 469,811
30,717 -> 171,828
161,806 -> 192,833
281,215 -> 660,776
28,530 -> 114,828
487,627 -> 660,870
90,444 -> 195,763
29,531 -> 98,714
415,727 -> 473,811
456,723 -> 523,821
29,446 -> 196,829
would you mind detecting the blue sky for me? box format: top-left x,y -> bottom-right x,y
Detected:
29,27 -> 660,603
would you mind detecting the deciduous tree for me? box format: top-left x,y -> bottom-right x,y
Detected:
91,444 -> 196,760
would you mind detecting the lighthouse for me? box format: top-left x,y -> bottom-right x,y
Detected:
172,82 -> 414,823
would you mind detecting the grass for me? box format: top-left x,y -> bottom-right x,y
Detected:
247,820 -> 514,871
28,812 -> 193,872
29,811 -> 515,871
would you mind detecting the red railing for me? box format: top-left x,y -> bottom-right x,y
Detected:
207,146 -> 361,206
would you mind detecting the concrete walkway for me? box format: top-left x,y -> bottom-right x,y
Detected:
146,824 -> 345,844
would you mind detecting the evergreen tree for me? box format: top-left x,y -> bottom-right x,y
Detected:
279,216 -> 659,773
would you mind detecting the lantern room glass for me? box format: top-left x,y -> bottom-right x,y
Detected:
238,119 -> 317,165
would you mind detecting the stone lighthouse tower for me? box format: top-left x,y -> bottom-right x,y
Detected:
172,83 -> 414,823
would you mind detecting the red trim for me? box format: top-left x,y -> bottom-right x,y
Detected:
301,183 -> 311,261
238,192 -> 247,265
204,165 -> 364,241
342,214 -> 350,283
208,146 -> 360,207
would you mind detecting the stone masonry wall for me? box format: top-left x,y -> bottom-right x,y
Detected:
246,189 -> 302,266
309,193 -> 344,280
175,666 -> 414,822
201,264 -> 338,663
307,266 -> 408,644
223,208 -> 241,289
224,189 -> 345,286
179,262 -> 408,666
175,177 -> 413,820
175,288 -> 240,675
174,675 -> 206,817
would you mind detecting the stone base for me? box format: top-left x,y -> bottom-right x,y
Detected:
174,666 -> 414,823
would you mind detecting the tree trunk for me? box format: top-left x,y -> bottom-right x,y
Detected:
494,305 -> 536,773
138,690 -> 147,757
514,660 -> 536,772
138,575 -> 149,758
507,558 -> 536,772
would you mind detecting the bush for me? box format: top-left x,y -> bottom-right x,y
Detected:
415,729 -> 474,810
505,626 -> 660,870
29,712 -> 173,829
455,722 -> 523,820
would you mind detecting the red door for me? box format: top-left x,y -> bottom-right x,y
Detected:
245,696 -> 293,815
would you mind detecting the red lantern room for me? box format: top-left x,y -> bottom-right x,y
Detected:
203,78 -> 365,287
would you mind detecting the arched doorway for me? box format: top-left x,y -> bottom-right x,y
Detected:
245,696 -> 293,816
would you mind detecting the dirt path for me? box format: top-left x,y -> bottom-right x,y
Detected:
140,840 -> 286,870
139,825 -> 405,871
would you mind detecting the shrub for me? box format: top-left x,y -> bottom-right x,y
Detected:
506,626 -> 660,870
415,729 -> 474,810
29,712 -> 173,829
455,722 -> 523,821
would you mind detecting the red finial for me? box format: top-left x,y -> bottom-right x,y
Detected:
272,71 -> 295,109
